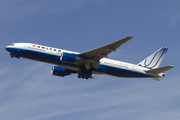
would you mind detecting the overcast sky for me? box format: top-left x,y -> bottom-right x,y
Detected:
0,0 -> 180,120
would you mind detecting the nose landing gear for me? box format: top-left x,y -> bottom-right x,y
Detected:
10,52 -> 20,58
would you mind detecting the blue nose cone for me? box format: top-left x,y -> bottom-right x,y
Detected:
5,46 -> 8,50
5,46 -> 9,51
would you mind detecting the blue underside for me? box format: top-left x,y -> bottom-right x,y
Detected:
6,47 -> 154,78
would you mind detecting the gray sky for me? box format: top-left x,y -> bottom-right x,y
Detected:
1,0 -> 180,120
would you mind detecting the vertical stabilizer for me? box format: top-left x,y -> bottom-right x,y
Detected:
138,47 -> 168,69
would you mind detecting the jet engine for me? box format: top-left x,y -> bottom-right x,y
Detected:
60,52 -> 79,63
51,66 -> 70,77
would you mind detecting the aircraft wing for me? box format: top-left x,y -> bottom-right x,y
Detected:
80,36 -> 133,61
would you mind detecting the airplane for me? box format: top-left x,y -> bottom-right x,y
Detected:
5,36 -> 174,81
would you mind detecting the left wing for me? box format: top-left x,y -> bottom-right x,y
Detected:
80,36 -> 133,60
79,36 -> 133,68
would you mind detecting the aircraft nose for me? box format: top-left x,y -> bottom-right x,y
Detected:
5,46 -> 9,51
5,46 -> 11,52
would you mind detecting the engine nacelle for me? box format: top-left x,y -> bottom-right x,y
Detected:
51,66 -> 70,77
60,52 -> 79,63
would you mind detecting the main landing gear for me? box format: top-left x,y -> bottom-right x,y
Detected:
78,66 -> 92,80
78,75 -> 89,79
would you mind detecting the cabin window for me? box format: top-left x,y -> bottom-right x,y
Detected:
46,47 -> 48,50
37,46 -> 40,48
58,50 -> 61,52
42,46 -> 45,49
50,48 -> 52,50
10,44 -> 14,46
54,49 -> 56,51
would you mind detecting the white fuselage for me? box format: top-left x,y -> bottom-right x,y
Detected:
5,43 -> 164,79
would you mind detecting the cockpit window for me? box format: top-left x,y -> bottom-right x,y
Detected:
10,44 -> 14,46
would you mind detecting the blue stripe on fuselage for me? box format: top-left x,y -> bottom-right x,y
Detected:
95,64 -> 154,78
9,47 -> 81,68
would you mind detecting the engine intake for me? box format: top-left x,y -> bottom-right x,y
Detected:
51,66 -> 70,77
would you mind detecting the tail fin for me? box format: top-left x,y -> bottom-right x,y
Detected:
138,47 -> 168,69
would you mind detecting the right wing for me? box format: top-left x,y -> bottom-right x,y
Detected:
80,36 -> 133,61
79,36 -> 133,69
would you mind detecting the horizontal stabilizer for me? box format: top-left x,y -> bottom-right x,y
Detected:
145,65 -> 174,74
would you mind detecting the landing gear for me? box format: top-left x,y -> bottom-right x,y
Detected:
78,75 -> 90,80
78,75 -> 81,78
10,53 -> 20,58
78,66 -> 92,80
